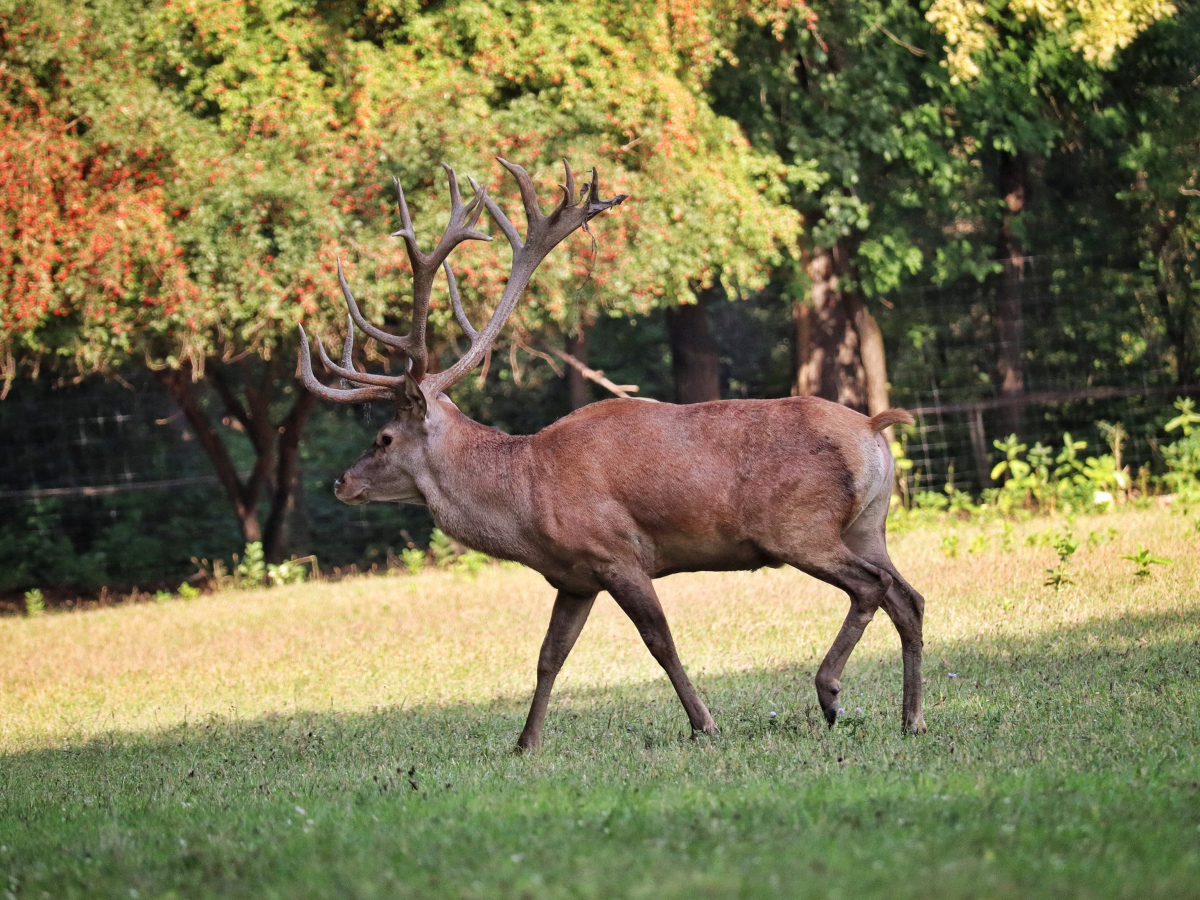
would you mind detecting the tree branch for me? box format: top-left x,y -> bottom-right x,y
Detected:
155,365 -> 261,541
550,348 -> 654,401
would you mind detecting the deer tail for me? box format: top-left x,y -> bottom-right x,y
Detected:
869,408 -> 914,432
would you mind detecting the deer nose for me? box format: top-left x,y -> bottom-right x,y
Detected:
333,478 -> 343,491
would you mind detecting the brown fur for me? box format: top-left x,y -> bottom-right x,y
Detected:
869,409 -> 915,432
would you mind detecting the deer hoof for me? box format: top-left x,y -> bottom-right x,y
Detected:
902,715 -> 927,736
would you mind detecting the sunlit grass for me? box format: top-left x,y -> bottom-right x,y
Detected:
1,507 -> 1198,898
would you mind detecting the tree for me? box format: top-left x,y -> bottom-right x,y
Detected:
1104,4 -> 1200,384
711,0 -> 959,415
926,0 -> 1177,434
714,0 -> 1178,431
1,0 -> 800,557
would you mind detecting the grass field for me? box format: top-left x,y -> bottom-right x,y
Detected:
2,507 -> 1199,899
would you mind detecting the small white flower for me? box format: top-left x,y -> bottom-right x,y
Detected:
855,707 -> 863,714
511,853 -> 525,863
295,806 -> 306,816
768,711 -> 778,718
948,673 -> 958,678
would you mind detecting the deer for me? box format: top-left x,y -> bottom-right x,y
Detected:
297,158 -> 926,750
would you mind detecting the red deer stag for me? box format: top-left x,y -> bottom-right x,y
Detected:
298,158 -> 926,749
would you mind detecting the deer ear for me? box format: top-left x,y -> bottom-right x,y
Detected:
395,375 -> 428,421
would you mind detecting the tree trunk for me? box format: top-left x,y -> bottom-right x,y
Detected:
846,294 -> 890,417
565,327 -> 591,410
667,286 -> 722,403
157,358 -> 318,566
1151,209 -> 1194,385
155,365 -> 262,543
262,389 -> 316,563
994,151 -> 1028,438
794,243 -> 871,413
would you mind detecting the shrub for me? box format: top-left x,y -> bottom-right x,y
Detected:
23,588 -> 44,616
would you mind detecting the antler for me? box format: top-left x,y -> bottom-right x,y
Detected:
423,159 -> 626,397
297,158 -> 627,406
341,163 -> 490,383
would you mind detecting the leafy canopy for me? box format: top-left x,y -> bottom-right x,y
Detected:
0,0 -> 800,390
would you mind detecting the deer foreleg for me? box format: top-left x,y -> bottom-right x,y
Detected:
604,571 -> 718,737
517,590 -> 597,751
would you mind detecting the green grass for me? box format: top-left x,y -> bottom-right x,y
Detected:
2,508 -> 1199,898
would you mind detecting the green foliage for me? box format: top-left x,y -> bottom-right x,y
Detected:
193,546 -> 315,592
452,551 -> 491,578
1165,398 -> 1200,436
1119,544 -> 1171,578
267,558 -> 312,587
23,588 -> 43,617
2,0 -> 799,382
428,528 -> 491,576
400,548 -> 427,576
0,499 -> 99,592
429,529 -> 458,570
927,0 -> 1175,83
1160,399 -> 1200,501
236,542 -> 267,586
1045,531 -> 1079,591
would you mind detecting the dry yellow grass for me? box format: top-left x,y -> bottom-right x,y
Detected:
2,506 -> 1192,752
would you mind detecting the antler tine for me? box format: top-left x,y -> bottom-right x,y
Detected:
338,313 -> 355,388
422,159 -> 627,398
585,167 -> 626,221
297,324 -> 393,404
427,162 -> 492,265
495,157 -> 545,227
338,257 -> 412,353
390,176 -> 417,246
552,158 -> 577,218
442,261 -> 477,339
315,334 -> 407,388
478,174 -> 524,252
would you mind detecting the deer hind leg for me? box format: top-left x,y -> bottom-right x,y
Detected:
602,569 -> 718,736
843,513 -> 927,735
517,590 -> 597,752
801,548 -> 894,727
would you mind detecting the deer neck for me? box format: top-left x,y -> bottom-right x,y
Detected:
415,410 -> 535,559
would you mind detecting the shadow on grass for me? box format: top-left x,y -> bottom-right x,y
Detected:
1,608 -> 1199,899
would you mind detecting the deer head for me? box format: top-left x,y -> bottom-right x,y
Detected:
297,158 -> 627,505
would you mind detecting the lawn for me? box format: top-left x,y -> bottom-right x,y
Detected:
1,507 -> 1198,899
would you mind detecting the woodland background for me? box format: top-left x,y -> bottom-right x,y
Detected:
1,0 -> 1197,593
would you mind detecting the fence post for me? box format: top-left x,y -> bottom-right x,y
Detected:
968,408 -> 992,491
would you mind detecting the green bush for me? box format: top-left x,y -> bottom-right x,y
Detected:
23,588 -> 44,616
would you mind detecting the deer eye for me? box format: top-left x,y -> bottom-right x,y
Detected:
379,434 -> 392,448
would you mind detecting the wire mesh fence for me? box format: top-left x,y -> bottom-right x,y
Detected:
878,254 -> 1181,493
0,252 -> 1186,592
0,376 -> 428,594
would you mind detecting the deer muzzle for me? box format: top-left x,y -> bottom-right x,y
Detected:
333,475 -> 369,505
